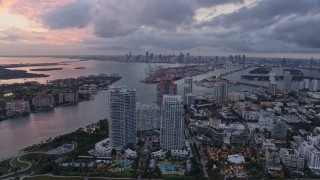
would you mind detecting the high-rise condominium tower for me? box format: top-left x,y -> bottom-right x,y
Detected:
184,77 -> 193,103
269,74 -> 277,96
160,95 -> 184,150
214,82 -> 228,103
283,71 -> 292,97
136,103 -> 160,131
107,86 -> 136,148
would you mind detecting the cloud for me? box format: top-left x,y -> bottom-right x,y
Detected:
197,0 -> 244,6
2,0 -> 320,56
42,0 -> 93,29
0,0 -> 18,12
201,0 -> 318,30
0,34 -> 22,41
194,0 -> 320,52
271,14 -> 320,49
93,19 -> 137,38
136,0 -> 195,30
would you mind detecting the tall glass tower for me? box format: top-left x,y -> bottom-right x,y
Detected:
283,71 -> 292,97
107,86 -> 136,148
184,76 -> 193,103
160,95 -> 184,150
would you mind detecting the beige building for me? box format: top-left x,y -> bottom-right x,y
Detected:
6,100 -> 31,116
32,94 -> 54,108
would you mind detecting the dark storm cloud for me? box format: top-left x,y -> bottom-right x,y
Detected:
137,0 -> 195,30
202,0 -> 319,30
40,0 -> 320,54
194,0 -> 320,52
197,0 -> 244,6
271,14 -> 320,49
42,0 -> 93,29
93,19 -> 137,38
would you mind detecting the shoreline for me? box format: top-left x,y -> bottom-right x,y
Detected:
0,98 -> 106,159
0,98 -> 98,123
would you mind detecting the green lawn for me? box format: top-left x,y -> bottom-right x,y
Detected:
0,159 -> 11,175
10,156 -> 30,170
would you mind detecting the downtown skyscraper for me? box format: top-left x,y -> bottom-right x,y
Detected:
268,74 -> 277,96
107,86 -> 136,148
183,76 -> 193,103
283,71 -> 292,97
214,82 -> 228,103
160,95 -> 184,150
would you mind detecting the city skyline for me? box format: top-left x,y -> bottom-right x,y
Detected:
0,0 -> 318,58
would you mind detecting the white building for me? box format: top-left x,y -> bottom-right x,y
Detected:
311,79 -> 318,92
269,74 -> 277,96
280,148 -> 304,170
136,103 -> 160,131
125,149 -> 137,158
283,71 -> 292,96
171,149 -> 189,158
228,92 -> 246,102
299,135 -> 320,171
107,86 -> 137,148
304,79 -> 311,89
307,92 -> 320,99
6,100 -> 31,116
160,95 -> 184,150
94,138 -> 112,157
228,154 -> 245,164
151,149 -> 166,158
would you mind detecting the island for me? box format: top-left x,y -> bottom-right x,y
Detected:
0,73 -> 121,121
30,68 -> 63,71
75,67 -> 85,69
0,67 -> 49,80
249,67 -> 272,74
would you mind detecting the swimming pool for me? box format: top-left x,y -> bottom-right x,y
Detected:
115,160 -> 132,168
159,163 -> 177,171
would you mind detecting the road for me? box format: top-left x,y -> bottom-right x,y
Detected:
186,128 -> 209,178
0,143 -> 76,179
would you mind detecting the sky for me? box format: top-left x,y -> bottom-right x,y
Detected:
0,0 -> 319,58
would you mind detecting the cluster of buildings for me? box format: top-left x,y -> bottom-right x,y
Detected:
300,78 -> 318,91
299,135 -> 320,173
106,85 -> 186,151
102,76 -> 196,158
6,100 -> 31,116
5,91 -> 79,116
